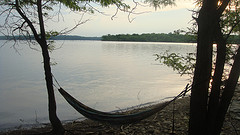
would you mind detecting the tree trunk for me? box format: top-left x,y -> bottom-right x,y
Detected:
15,0 -> 65,133
214,46 -> 240,134
189,1 -> 218,134
207,23 -> 226,135
37,0 -> 64,134
40,41 -> 65,134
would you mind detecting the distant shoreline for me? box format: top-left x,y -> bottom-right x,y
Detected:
0,35 -> 101,41
102,33 -> 240,44
0,34 -> 239,44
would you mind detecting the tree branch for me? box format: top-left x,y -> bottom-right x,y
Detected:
111,0 -> 151,23
15,0 -> 40,41
215,45 -> 240,134
226,20 -> 240,40
37,0 -> 46,42
59,12 -> 89,35
217,0 -> 231,16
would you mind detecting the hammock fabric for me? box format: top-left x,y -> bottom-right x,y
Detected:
58,88 -> 174,125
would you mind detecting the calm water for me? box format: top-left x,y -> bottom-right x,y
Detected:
0,40 -> 196,130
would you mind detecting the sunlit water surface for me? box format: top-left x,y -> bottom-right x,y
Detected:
0,40 -> 196,130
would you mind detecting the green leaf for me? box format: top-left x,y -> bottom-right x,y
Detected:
144,0 -> 176,10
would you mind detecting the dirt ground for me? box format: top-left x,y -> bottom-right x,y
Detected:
0,93 -> 239,135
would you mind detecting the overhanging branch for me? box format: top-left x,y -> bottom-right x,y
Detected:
111,0 -> 151,23
15,0 -> 40,41
226,20 -> 240,40
217,0 -> 231,16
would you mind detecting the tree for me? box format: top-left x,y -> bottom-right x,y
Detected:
0,0 -> 128,134
156,0 -> 239,134
189,0 -> 240,134
2,0 -> 238,134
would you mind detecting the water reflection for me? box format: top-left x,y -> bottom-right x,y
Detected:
0,40 -> 196,130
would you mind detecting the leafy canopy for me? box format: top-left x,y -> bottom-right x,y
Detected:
0,0 -> 130,12
144,0 -> 176,9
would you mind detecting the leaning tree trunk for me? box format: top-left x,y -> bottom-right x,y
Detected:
14,0 -> 64,134
214,46 -> 240,134
37,0 -> 64,134
40,41 -> 65,134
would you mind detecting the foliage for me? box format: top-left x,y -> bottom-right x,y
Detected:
153,0 -> 240,78
0,0 -> 131,134
183,0 -> 240,134
144,0 -> 176,10
221,0 -> 240,35
152,1 -> 240,133
156,44 -> 239,79
0,0 -> 130,40
155,51 -> 195,76
102,33 -> 239,43
54,0 -> 130,13
102,33 -> 197,43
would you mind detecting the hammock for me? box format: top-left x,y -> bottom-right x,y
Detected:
58,86 -> 189,125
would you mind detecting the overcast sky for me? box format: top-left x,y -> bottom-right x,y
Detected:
45,0 -> 196,37
0,0 -> 196,37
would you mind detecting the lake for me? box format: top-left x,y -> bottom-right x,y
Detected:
0,40 -> 196,130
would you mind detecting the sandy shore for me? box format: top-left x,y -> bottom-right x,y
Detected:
0,87 -> 239,135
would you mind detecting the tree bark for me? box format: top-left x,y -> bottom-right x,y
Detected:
189,0 -> 238,134
37,0 -> 64,134
214,46 -> 240,134
189,1 -> 218,134
15,0 -> 64,134
207,23 -> 226,135
40,42 -> 65,134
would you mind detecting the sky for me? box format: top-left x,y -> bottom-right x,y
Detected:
0,0 -> 196,37
46,0 -> 196,37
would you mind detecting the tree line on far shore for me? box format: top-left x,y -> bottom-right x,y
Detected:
0,35 -> 101,40
1,34 -> 238,44
102,33 -> 239,44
